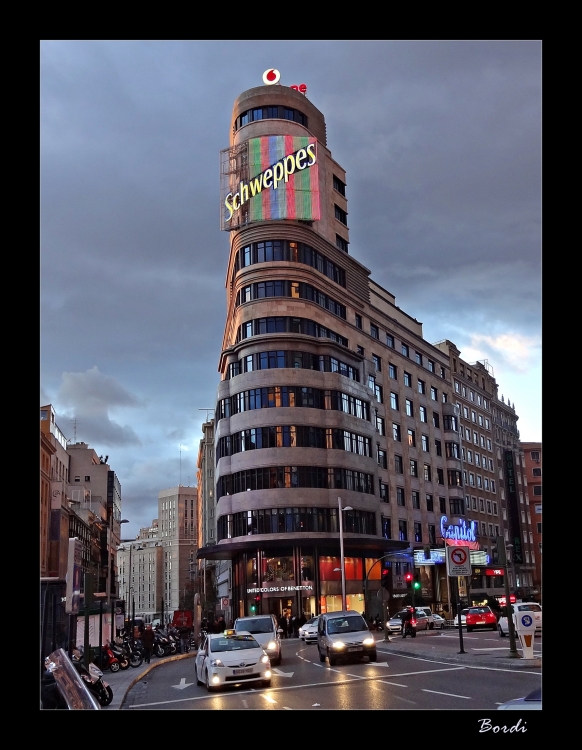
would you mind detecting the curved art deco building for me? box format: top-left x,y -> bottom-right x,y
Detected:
199,81 -> 470,621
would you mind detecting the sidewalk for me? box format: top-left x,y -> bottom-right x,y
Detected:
101,651 -> 196,709
372,630 -> 542,669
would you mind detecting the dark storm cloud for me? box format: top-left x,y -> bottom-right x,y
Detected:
41,40 -> 541,538
56,366 -> 142,445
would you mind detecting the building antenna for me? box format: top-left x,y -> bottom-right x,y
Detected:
199,408 -> 214,421
72,417 -> 77,443
179,444 -> 182,487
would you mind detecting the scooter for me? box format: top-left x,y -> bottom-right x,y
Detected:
402,619 -> 417,638
71,651 -> 113,706
108,641 -> 130,669
98,642 -> 121,672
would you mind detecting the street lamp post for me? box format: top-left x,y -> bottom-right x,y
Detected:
337,498 -> 353,611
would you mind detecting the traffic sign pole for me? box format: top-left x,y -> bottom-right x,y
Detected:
446,546 -> 470,655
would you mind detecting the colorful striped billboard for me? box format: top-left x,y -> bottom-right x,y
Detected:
221,135 -> 320,230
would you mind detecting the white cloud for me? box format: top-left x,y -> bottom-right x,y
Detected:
463,332 -> 541,373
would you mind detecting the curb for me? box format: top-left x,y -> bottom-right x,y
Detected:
115,651 -> 197,709
374,635 -> 541,670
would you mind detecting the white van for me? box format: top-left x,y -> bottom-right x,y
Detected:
233,614 -> 282,665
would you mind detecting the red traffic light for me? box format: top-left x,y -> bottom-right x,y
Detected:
404,573 -> 413,582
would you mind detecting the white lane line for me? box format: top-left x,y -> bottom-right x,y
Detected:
422,688 -> 471,699
282,706 -> 293,710
375,648 -> 541,674
378,681 -> 408,687
262,695 -> 277,704
242,700 -> 248,708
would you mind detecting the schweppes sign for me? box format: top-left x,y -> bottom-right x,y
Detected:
221,135 -> 320,230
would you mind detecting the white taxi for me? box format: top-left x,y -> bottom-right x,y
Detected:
195,630 -> 272,692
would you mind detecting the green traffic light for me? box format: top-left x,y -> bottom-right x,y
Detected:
413,582 -> 421,590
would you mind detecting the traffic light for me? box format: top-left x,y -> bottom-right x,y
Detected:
381,561 -> 391,590
413,572 -> 421,591
404,572 -> 413,587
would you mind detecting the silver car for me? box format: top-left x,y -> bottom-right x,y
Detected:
317,610 -> 376,666
497,687 -> 541,710
233,614 -> 282,665
299,616 -> 319,643
386,614 -> 403,633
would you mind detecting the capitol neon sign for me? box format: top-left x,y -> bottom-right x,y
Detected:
440,516 -> 477,544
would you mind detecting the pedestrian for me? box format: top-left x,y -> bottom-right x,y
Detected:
279,612 -> 288,639
142,624 -> 155,664
178,623 -> 190,653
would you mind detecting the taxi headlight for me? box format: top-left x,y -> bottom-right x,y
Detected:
265,670 -> 271,678
261,654 -> 269,663
209,658 -> 224,667
267,641 -> 277,651
363,637 -> 375,646
332,641 -> 346,650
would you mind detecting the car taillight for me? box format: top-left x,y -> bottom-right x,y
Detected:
411,619 -> 417,625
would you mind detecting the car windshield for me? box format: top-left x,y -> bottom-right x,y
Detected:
210,635 -> 259,652
327,615 -> 367,634
468,607 -> 490,614
306,618 -> 318,626
235,618 -> 273,634
516,604 -> 541,612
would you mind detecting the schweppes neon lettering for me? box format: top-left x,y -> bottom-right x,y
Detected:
224,143 -> 316,222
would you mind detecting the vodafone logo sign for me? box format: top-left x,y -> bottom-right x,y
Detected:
262,69 -> 281,85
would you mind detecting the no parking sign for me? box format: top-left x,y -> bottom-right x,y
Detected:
446,545 -> 472,576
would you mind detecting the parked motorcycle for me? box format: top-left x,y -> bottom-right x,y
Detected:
119,637 -> 144,668
71,650 -> 113,706
108,641 -> 130,669
98,642 -> 121,672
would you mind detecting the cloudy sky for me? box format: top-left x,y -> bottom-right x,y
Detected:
41,40 -> 541,539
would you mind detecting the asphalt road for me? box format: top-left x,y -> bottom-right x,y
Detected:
121,630 -> 541,711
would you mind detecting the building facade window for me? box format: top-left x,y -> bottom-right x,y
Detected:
386,334 -> 394,349
395,455 -> 403,473
390,392 -> 399,410
370,324 -> 379,339
334,204 -> 348,224
396,487 -> 405,506
402,344 -> 409,357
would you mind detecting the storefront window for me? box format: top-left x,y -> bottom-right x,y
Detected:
319,556 -> 363,580
262,555 -> 295,583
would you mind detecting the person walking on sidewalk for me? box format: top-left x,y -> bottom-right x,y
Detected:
142,624 -> 155,663
179,624 -> 190,653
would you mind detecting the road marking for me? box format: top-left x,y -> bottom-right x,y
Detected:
242,700 -> 248,708
283,706 -> 293,710
378,680 -> 408,687
172,677 -> 194,690
422,689 -> 471,699
262,695 -> 277,703
272,668 -> 294,677
375,648 -> 541,674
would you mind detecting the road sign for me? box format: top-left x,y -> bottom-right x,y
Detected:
446,545 -> 471,576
